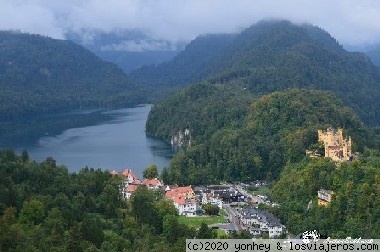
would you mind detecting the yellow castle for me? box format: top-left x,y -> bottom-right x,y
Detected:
318,128 -> 352,162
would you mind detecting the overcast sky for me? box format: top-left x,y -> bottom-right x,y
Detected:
1,0 -> 379,46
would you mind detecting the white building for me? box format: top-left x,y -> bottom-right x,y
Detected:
241,206 -> 285,238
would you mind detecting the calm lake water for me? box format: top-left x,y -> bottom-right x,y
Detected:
0,106 -> 174,176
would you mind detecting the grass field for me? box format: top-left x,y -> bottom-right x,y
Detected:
178,215 -> 226,228
219,209 -> 228,217
215,228 -> 228,238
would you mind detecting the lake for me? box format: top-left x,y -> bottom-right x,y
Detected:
0,106 -> 174,177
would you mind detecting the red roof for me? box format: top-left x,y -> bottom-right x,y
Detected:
172,196 -> 186,205
165,186 -> 193,199
127,184 -> 138,192
142,178 -> 162,187
122,169 -> 139,180
176,186 -> 193,194
171,196 -> 196,206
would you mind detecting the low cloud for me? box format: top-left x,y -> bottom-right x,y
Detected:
0,0 -> 379,46
100,40 -> 178,52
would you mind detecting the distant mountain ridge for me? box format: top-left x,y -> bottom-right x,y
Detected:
130,33 -> 236,99
145,20 -> 380,184
137,20 -> 380,125
0,31 -> 144,120
66,30 -> 183,73
345,43 -> 380,67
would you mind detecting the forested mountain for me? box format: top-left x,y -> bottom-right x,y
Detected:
145,20 -> 380,238
147,21 -> 380,185
138,20 -> 380,124
130,34 -> 236,99
150,85 -> 380,237
152,88 -> 372,185
271,155 -> 380,238
0,31 -> 144,120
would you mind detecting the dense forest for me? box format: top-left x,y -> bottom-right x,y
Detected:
145,20 -> 380,186
270,155 -> 380,238
130,34 -> 236,99
0,31 -> 145,121
144,22 -> 380,238
0,150 -> 235,251
154,88 -> 374,185
138,20 -> 380,125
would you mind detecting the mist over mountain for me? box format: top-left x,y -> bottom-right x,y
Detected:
66,30 -> 183,73
362,44 -> 380,67
0,31 -> 144,120
145,20 -> 380,184
345,43 -> 380,67
130,33 -> 236,89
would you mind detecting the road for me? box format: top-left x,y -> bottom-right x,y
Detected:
223,203 -> 244,231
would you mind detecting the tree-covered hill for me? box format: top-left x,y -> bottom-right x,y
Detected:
0,31 -> 145,120
136,20 -> 380,125
146,83 -> 253,145
130,34 -> 236,99
151,88 -> 372,185
0,149 -> 227,251
270,156 -> 380,238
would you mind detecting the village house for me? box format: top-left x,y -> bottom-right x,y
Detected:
123,184 -> 138,200
166,185 -> 195,199
241,206 -> 285,238
172,196 -> 200,216
110,169 -> 144,200
201,192 -> 223,209
165,186 -> 200,216
317,189 -> 334,206
194,186 -> 225,209
122,169 -> 141,185
142,178 -> 163,190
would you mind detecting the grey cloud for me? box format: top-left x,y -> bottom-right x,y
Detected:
0,0 -> 379,45
100,40 -> 178,52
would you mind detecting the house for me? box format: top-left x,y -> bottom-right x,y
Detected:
219,192 -> 246,203
122,184 -> 139,200
241,206 -> 285,238
201,192 -> 223,209
171,196 -> 200,216
318,189 -> 334,206
110,169 -> 142,199
122,169 -> 141,184
142,178 -> 163,190
165,185 -> 195,199
165,186 -> 200,216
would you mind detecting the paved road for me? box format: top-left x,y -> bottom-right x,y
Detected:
223,204 -> 243,231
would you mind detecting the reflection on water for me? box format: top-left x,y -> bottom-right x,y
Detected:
0,106 -> 174,176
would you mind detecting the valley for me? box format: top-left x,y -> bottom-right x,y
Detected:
1,17 -> 380,251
